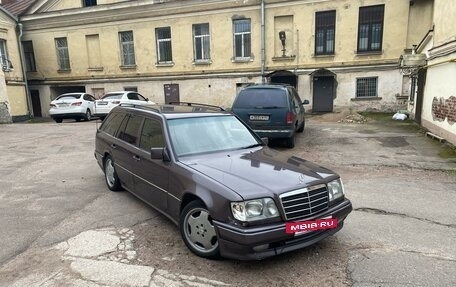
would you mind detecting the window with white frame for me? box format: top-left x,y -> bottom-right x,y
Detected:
357,5 -> 384,53
55,37 -> 70,70
193,23 -> 211,62
0,39 -> 9,69
156,27 -> 173,63
233,19 -> 251,59
119,31 -> 135,66
356,77 -> 378,98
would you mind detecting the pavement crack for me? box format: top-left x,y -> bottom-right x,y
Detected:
354,207 -> 456,228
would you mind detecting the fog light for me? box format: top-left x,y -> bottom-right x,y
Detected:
253,244 -> 270,252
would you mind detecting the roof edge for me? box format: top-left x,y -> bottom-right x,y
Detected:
0,5 -> 18,22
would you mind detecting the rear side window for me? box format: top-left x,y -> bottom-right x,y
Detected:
233,88 -> 288,108
139,118 -> 165,150
100,113 -> 126,136
118,115 -> 143,145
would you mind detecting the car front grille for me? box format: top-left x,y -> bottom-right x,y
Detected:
279,184 -> 329,220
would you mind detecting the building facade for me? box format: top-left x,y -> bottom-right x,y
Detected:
10,0 -> 417,118
0,4 -> 29,123
404,0 -> 456,146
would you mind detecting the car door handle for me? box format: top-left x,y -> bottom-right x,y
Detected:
111,144 -> 117,149
133,155 -> 141,161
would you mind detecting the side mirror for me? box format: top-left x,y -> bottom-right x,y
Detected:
261,137 -> 269,146
150,147 -> 171,162
302,100 -> 310,105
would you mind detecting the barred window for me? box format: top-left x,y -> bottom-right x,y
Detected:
193,23 -> 211,61
119,31 -> 135,66
55,37 -> 70,70
357,5 -> 384,52
356,77 -> 378,98
156,27 -> 173,63
315,10 -> 336,55
233,19 -> 251,59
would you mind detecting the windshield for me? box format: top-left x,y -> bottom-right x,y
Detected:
234,88 -> 288,108
56,95 -> 80,101
102,93 -> 123,100
168,115 -> 261,156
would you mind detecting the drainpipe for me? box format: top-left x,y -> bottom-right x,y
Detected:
17,23 -> 32,118
261,0 -> 265,83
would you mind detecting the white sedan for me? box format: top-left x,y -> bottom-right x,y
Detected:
49,93 -> 96,123
94,91 -> 155,120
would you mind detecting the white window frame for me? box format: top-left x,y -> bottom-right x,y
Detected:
233,19 -> 252,60
55,37 -> 71,70
119,31 -> 136,67
156,27 -> 173,64
193,23 -> 211,63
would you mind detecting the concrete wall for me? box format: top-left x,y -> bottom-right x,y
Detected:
406,0 -> 434,49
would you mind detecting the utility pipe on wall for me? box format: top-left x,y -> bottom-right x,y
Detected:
17,23 -> 32,118
261,0 -> 265,83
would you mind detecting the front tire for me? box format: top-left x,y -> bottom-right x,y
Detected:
104,156 -> 123,191
180,200 -> 220,259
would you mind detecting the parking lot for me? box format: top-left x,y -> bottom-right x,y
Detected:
0,115 -> 455,287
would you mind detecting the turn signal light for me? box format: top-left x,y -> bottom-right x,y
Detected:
71,102 -> 82,106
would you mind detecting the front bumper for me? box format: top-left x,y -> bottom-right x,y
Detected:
214,198 -> 352,260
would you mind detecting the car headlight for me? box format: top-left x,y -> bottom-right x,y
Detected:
231,198 -> 279,222
328,179 -> 345,202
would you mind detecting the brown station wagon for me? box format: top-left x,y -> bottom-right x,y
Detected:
94,103 -> 352,260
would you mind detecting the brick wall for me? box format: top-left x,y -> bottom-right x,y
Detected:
432,96 -> 456,125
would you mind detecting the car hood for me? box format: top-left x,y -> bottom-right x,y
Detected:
180,147 -> 337,200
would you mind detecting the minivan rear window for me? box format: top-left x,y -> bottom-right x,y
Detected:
234,89 -> 288,108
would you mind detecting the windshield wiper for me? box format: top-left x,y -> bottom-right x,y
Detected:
238,143 -> 263,150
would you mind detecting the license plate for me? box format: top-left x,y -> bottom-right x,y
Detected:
58,104 -> 69,107
286,216 -> 337,236
249,115 -> 269,121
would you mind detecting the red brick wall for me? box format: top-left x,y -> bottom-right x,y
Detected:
432,96 -> 456,124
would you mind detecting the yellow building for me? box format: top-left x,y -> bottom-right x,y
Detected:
0,3 -> 29,123
1,0 -> 432,118
404,0 -> 456,146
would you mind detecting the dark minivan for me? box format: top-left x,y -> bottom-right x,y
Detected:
95,103 -> 351,260
231,84 -> 308,148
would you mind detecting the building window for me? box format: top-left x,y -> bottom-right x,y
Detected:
22,41 -> 36,72
156,27 -> 172,63
356,77 -> 378,98
315,10 -> 336,55
0,39 -> 11,70
193,23 -> 211,62
233,19 -> 251,59
83,0 -> 97,7
119,31 -> 135,66
55,37 -> 70,70
357,5 -> 384,53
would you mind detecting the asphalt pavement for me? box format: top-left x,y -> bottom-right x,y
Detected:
0,115 -> 455,286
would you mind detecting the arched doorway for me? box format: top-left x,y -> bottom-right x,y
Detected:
266,70 -> 297,88
310,68 -> 337,112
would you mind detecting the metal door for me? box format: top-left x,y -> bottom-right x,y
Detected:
30,90 -> 42,117
164,84 -> 180,104
415,69 -> 426,124
312,76 -> 334,112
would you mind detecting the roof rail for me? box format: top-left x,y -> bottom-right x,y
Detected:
169,102 -> 226,111
118,103 -> 161,113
